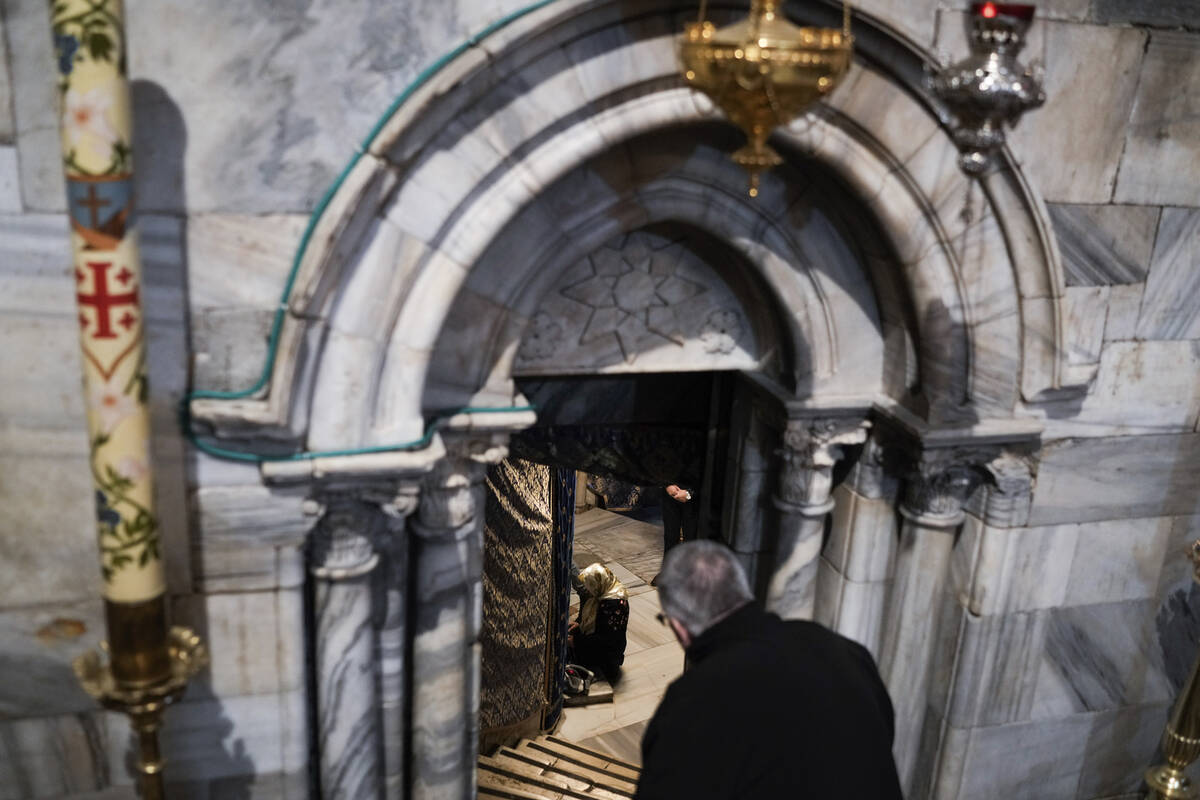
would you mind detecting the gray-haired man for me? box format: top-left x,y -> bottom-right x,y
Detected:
636,540 -> 902,799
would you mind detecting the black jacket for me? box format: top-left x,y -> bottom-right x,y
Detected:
636,605 -> 903,799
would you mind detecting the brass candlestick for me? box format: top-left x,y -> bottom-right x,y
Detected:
48,1 -> 208,794
1144,540 -> 1200,799
74,613 -> 208,799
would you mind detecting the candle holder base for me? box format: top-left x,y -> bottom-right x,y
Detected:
74,626 -> 208,799
1145,765 -> 1197,800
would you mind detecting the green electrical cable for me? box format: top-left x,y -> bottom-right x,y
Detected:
182,0 -> 561,463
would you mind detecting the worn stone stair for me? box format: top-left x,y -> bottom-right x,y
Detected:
478,735 -> 641,799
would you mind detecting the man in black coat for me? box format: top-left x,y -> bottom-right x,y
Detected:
636,540 -> 903,800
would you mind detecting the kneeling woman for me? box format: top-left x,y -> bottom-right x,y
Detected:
568,564 -> 630,683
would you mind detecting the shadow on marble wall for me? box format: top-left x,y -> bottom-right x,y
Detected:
126,81 -> 255,798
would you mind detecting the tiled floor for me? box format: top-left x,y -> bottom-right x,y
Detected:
560,507 -> 685,766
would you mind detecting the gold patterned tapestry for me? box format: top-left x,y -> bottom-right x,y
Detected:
479,457 -> 554,748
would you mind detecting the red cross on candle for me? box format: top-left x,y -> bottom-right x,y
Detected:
77,261 -> 139,340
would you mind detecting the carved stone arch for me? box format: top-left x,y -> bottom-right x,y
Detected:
190,0 -> 1079,451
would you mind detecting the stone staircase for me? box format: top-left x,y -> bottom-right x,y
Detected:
478,735 -> 641,799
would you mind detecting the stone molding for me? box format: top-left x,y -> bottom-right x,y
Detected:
185,0 -> 1079,457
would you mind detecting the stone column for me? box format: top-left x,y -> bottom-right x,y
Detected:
878,450 -> 988,793
766,417 -> 868,620
814,436 -> 900,656
310,497 -> 384,800
376,486 -> 420,800
410,438 -> 506,800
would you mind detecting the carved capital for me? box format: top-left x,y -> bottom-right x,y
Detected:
899,446 -> 997,527
776,417 -> 869,511
414,453 -> 487,538
970,453 -> 1035,528
310,496 -> 382,580
847,436 -> 900,501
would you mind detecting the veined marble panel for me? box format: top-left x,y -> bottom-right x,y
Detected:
938,17 -> 1147,203
951,516 -> 1074,617
172,588 -> 305,700
105,690 -> 305,787
0,213 -> 74,313
1072,341 -> 1200,434
0,447 -> 103,606
0,148 -> 19,212
0,16 -> 12,144
1094,0 -> 1200,26
0,712 -> 109,800
1114,31 -> 1200,206
1104,283 -> 1144,343
813,558 -> 889,659
5,0 -> 64,211
1029,0 -> 1091,20
825,485 -> 896,583
165,769 -> 308,800
185,215 -> 306,311
1035,599 -> 1173,717
1136,208 -> 1200,340
1047,203 -> 1158,286
923,712 -> 1095,800
192,485 -> 310,592
1063,516 -> 1171,607
0,598 -> 104,717
850,0 -> 942,48
1077,701 -> 1171,800
191,308 -> 277,395
928,599 -> 1046,728
1064,288 -> 1107,369
1029,433 -> 1200,525
1153,514 -> 1200,616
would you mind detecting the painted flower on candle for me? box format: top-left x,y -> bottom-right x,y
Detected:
54,33 -> 80,75
62,85 -> 119,153
90,375 -> 137,435
95,490 -> 120,529
114,455 -> 148,482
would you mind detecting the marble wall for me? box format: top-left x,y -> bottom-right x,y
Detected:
1,0 -> 1199,797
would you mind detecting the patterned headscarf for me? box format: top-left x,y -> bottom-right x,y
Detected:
575,563 -> 628,635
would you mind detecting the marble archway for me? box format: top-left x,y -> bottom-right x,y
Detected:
189,1 -> 1077,798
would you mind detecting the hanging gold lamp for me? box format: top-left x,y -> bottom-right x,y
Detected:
680,0 -> 854,197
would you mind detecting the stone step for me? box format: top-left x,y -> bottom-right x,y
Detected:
481,734 -> 642,799
527,737 -> 641,782
492,747 -> 637,797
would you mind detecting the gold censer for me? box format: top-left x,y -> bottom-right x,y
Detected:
680,0 -> 854,196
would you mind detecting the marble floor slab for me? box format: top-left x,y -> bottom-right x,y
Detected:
560,508 -> 684,766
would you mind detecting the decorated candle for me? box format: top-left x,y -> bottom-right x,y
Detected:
52,0 -> 164,604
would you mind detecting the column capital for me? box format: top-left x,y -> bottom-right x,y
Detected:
414,442 -> 502,539
309,496 -> 383,580
899,445 -> 1000,527
775,417 -> 869,513
967,452 -> 1036,528
845,435 -> 900,500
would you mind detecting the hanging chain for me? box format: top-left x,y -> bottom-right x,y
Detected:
843,1 -> 851,36
697,0 -> 709,24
